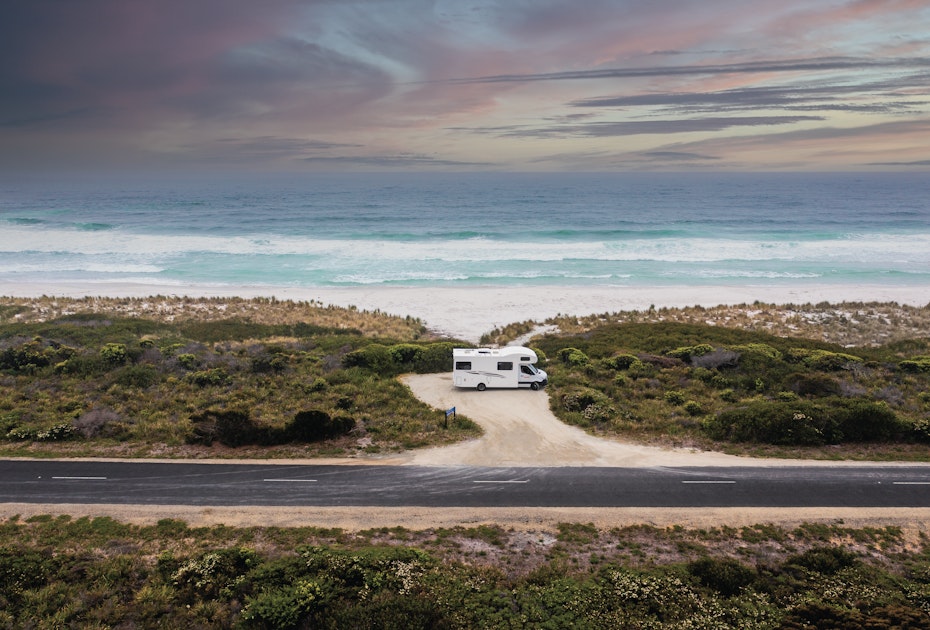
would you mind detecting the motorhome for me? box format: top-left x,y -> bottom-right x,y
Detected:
452,346 -> 548,391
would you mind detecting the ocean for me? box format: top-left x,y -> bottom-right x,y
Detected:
1,172 -> 928,292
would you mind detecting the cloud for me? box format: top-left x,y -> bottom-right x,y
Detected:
570,77 -> 929,115
634,117 -> 930,168
640,151 -> 720,162
458,115 -> 824,139
451,56 -> 930,85
179,136 -> 362,162
2,0 -> 929,171
0,1 -> 296,120
0,1 -> 395,133
300,153 -> 493,168
869,159 -> 930,166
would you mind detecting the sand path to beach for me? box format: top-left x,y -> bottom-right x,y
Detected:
400,373 -> 751,467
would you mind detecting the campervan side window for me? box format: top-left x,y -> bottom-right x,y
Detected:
520,356 -> 532,362
497,361 -> 514,370
455,361 -> 472,370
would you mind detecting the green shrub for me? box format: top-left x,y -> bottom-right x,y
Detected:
114,364 -> 159,388
786,372 -> 841,397
582,403 -> 614,424
0,340 -> 55,373
787,348 -> 862,371
557,347 -> 589,366
911,416 -> 930,442
627,360 -> 655,379
250,352 -> 289,374
603,354 -> 642,371
7,422 -> 75,442
687,557 -> 755,597
331,593 -> 447,629
176,353 -> 198,370
414,342 -> 455,373
705,401 -> 840,446
690,348 -> 740,369
38,423 -> 76,442
186,367 -> 232,387
188,408 -> 263,446
666,343 -> 714,361
287,410 -> 355,442
343,344 -> 393,373
307,377 -> 328,392
831,399 -> 903,441
240,580 -> 324,629
664,390 -> 686,406
0,412 -> 20,436
171,547 -> 259,600
389,344 -> 424,365
705,398 -> 902,445
343,342 -> 454,375
561,388 -> 606,413
899,357 -> 930,373
683,400 -> 703,416
0,546 -> 56,608
100,342 -> 128,366
732,343 -> 782,361
720,389 -> 740,403
787,546 -> 858,574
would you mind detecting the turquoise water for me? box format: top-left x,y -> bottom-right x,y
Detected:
1,172 -> 928,290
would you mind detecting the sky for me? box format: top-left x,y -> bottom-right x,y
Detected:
2,0 -> 929,173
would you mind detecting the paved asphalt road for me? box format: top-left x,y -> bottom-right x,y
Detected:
3,460 -> 930,508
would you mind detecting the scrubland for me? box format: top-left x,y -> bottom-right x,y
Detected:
3,295 -> 930,627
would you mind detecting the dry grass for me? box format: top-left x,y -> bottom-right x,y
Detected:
0,295 -> 429,340
7,296 -> 929,348
542,301 -> 930,347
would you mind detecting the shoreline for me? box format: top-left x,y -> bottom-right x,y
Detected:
2,281 -> 928,341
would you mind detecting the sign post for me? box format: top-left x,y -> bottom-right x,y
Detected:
444,406 -> 455,428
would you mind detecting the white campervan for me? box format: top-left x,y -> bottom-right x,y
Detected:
452,346 -> 548,391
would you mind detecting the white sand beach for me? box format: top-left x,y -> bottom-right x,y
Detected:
2,281 -> 928,342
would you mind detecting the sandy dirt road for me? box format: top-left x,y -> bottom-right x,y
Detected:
401,373 -> 775,468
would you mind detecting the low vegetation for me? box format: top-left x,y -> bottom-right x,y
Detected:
0,297 -> 478,458
4,514 -> 930,628
2,296 -> 930,460
0,295 -> 428,340
536,321 -> 930,459
3,296 -> 930,626
496,301 -> 930,348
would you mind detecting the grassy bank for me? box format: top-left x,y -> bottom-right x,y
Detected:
3,514 -> 930,628
535,319 -> 930,460
0,296 -> 479,459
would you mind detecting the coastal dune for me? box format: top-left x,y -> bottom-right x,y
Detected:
2,281 -> 927,342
